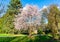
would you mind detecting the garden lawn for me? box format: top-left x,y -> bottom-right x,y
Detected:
0,34 -> 59,42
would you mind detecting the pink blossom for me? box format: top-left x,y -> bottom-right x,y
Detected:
14,5 -> 42,30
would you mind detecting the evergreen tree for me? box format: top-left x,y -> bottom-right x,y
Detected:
8,0 -> 22,15
0,0 -> 22,34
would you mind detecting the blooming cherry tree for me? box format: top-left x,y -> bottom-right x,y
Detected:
14,5 -> 42,36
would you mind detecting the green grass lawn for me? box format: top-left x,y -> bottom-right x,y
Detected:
0,34 -> 59,42
0,34 -> 27,42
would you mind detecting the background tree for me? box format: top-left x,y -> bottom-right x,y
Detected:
48,5 -> 60,39
14,5 -> 42,37
40,8 -> 48,31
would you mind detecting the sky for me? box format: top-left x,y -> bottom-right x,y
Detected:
0,0 -> 60,8
0,0 -> 60,16
21,0 -> 60,8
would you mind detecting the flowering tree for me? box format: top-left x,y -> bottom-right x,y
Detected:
14,5 -> 42,36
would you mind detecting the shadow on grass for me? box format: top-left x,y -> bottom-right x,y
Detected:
11,35 -> 60,42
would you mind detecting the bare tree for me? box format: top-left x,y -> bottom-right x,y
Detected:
0,0 -> 6,17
